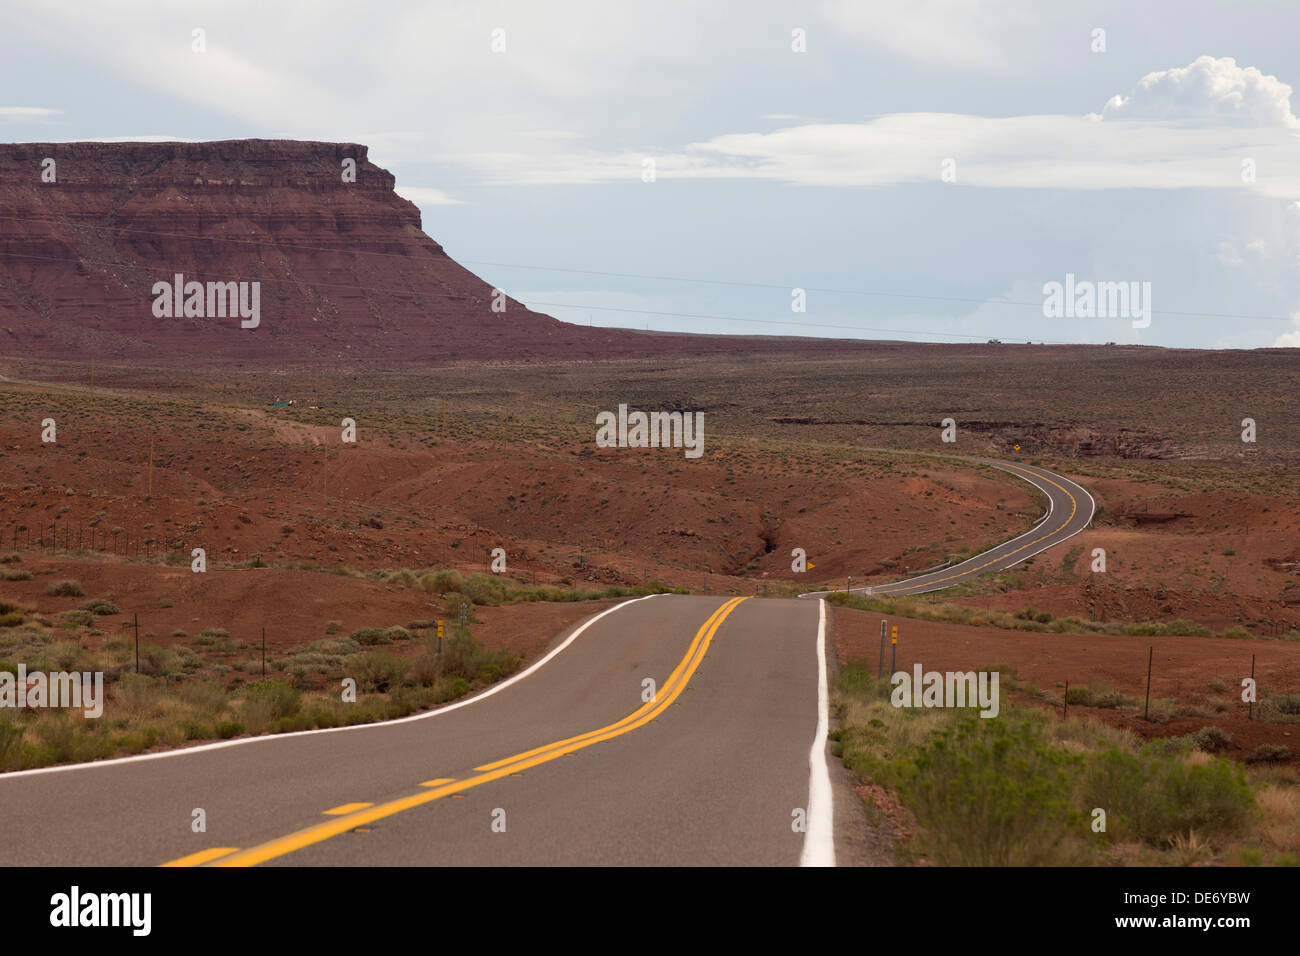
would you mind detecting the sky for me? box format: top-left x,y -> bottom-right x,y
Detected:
2,0 -> 1299,349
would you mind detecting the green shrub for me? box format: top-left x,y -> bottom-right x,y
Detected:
899,715 -> 1082,865
307,708 -> 337,729
442,592 -> 474,621
46,580 -> 85,597
177,680 -> 227,714
348,625 -> 411,646
1190,726 -> 1233,753
419,568 -> 463,595
438,677 -> 470,702
1064,682 -> 1132,709
462,573 -> 507,606
386,569 -> 418,589
240,680 -> 301,719
138,644 -> 174,677
78,599 -> 120,616
180,720 -> 213,741
406,650 -> 441,688
1082,745 -> 1254,846
1256,693 -> 1300,724
215,720 -> 245,739
115,673 -> 163,714
1244,744 -> 1290,764
346,650 -> 407,692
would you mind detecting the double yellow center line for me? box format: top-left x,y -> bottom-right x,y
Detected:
874,464 -> 1081,594
165,596 -> 748,867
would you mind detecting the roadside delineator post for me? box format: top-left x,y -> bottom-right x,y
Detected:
1063,680 -> 1069,721
878,620 -> 887,678
1143,646 -> 1153,721
890,625 -> 898,678
437,619 -> 444,655
262,626 -> 267,678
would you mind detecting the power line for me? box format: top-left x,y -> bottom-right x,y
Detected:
0,250 -> 1033,341
0,213 -> 1290,324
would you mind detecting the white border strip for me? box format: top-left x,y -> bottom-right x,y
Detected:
799,598 -> 835,867
0,594 -> 661,779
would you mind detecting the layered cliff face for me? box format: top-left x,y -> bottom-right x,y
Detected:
0,139 -> 653,363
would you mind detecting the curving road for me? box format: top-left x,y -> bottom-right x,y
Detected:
0,594 -> 848,867
802,457 -> 1095,598
0,454 -> 1091,868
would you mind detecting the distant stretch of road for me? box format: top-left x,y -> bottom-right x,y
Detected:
802,457 -> 1096,598
0,595 -> 838,867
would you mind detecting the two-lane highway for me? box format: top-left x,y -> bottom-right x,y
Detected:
803,457 -> 1095,597
0,594 -> 832,867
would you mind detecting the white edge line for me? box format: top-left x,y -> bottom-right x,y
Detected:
0,594 -> 663,780
799,598 -> 835,867
887,473 -> 1095,593
799,461 -> 1093,599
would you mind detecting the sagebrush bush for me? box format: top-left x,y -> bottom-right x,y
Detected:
349,625 -> 410,646
240,680 -> 301,720
462,573 -> 508,606
899,715 -> 1082,866
1082,745 -> 1255,845
1244,744 -> 1290,764
386,569 -> 418,589
420,568 -> 463,595
61,609 -> 96,628
1190,726 -> 1233,753
345,650 -> 407,693
46,579 -> 85,597
78,599 -> 120,616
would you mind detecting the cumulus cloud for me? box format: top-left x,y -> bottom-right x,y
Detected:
1101,56 -> 1298,127
1274,313 -> 1300,346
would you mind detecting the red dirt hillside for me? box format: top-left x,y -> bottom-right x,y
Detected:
0,139 -> 654,363
0,138 -> 900,366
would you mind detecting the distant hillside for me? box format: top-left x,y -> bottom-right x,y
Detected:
0,139 -> 731,363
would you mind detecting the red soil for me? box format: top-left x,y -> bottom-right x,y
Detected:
832,604 -> 1300,766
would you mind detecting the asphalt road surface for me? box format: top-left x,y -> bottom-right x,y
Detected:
803,457 -> 1095,598
0,594 -> 839,866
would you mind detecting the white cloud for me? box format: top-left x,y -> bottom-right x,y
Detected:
1273,313 -> 1300,346
393,186 -> 464,206
0,106 -> 61,121
1101,56 -> 1298,127
450,111 -> 1300,196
